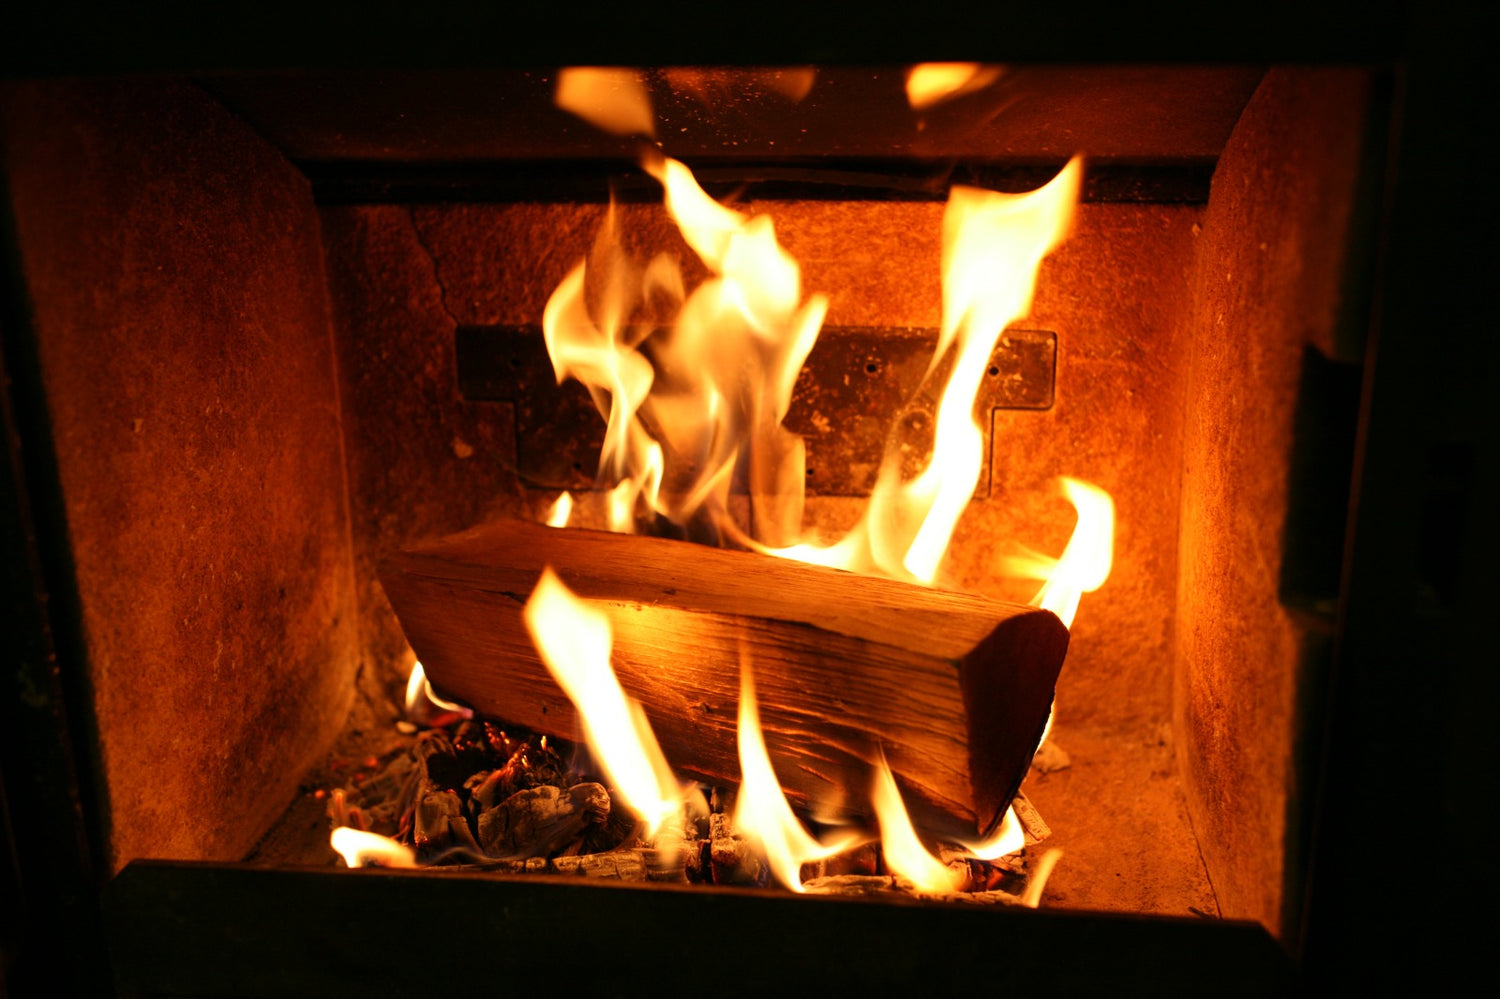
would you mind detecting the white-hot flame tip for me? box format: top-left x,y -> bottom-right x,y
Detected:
331,827 -> 416,868
545,491 -> 574,528
956,804 -> 1026,861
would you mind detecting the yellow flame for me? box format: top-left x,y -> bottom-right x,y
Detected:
766,158 -> 1082,584
546,82 -> 1085,591
956,804 -> 1025,861
555,67 -> 656,138
331,827 -> 416,868
403,659 -> 425,715
1021,849 -> 1063,908
1004,476 -> 1115,629
403,660 -> 471,720
869,749 -> 964,892
731,661 -> 859,892
522,568 -> 681,836
905,63 -> 1004,111
545,491 -> 574,528
540,147 -> 826,544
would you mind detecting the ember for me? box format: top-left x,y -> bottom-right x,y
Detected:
325,676 -> 1056,904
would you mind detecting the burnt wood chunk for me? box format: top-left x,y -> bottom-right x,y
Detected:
476,783 -> 610,859
380,519 -> 1069,837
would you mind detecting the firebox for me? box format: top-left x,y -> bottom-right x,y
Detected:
2,6 -> 1496,995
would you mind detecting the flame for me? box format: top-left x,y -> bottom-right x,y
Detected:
956,804 -> 1025,861
403,660 -> 472,721
905,63 -> 1004,111
331,827 -> 416,868
555,67 -> 656,138
1021,849 -> 1063,908
730,660 -> 859,891
539,145 -> 826,545
522,568 -> 682,836
550,68 -> 1083,585
1004,476 -> 1115,629
766,158 -> 1082,584
869,749 -> 964,892
545,491 -> 574,528
542,249 -> 662,528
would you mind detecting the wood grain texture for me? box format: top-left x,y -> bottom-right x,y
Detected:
381,519 -> 1069,836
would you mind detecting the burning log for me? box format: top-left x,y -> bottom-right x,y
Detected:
381,519 -> 1069,837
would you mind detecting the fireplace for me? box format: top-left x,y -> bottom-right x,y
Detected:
2,8 -> 1495,994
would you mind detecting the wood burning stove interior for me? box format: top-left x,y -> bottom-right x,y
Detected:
6,58 -> 1467,995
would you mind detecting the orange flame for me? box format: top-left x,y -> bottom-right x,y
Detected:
905,63 -> 1004,111
731,660 -> 859,891
555,67 -> 656,138
869,749 -> 964,892
539,145 -> 826,544
331,827 -> 416,868
768,158 -> 1082,584
545,491 -> 574,528
1004,476 -> 1115,629
522,568 -> 682,836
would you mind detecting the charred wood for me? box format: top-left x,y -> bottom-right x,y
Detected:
475,782 -> 610,859
382,519 -> 1070,837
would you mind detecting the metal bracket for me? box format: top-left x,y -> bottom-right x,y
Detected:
457,325 -> 1055,496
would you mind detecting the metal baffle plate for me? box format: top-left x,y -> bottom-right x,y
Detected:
456,325 -> 1055,496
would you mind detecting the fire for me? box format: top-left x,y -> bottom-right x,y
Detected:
540,149 -> 826,545
869,749 -> 964,892
554,67 -> 655,138
517,78 -> 1103,904
403,659 -> 472,721
331,827 -> 416,868
957,804 -> 1025,861
522,568 -> 683,836
731,660 -> 859,891
1005,476 -> 1115,630
769,157 -> 1083,584
1021,849 -> 1063,908
904,63 -> 1004,111
550,73 -> 1083,586
545,491 -> 574,528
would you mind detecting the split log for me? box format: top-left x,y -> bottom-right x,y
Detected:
380,519 -> 1069,838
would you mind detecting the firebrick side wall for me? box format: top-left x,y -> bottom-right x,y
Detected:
0,80 -> 360,870
1177,67 -> 1372,940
